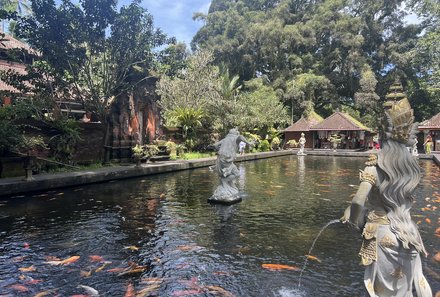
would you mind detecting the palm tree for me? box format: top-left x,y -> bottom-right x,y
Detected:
1,0 -> 32,34
169,107 -> 205,151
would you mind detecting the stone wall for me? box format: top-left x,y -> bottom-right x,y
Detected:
73,122 -> 105,164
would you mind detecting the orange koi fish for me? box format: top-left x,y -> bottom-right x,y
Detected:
44,255 -> 80,266
262,263 -> 299,271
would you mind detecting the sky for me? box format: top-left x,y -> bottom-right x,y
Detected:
126,0 -> 212,47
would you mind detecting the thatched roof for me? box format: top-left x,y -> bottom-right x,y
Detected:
283,111 -> 324,132
310,111 -> 371,132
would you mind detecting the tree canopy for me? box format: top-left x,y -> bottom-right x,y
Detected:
192,0 -> 440,124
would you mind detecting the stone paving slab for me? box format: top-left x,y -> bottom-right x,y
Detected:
0,149 -> 436,198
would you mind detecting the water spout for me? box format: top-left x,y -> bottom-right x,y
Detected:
298,219 -> 340,287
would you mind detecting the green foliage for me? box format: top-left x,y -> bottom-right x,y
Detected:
193,0 -> 435,123
157,49 -> 221,118
18,134 -> 47,155
271,136 -> 280,150
257,139 -> 271,152
131,144 -> 160,160
0,100 -> 42,155
180,151 -> 214,160
49,119 -> 82,163
287,139 -> 298,147
235,78 -> 289,132
12,0 -> 167,121
165,140 -> 177,160
0,105 -> 22,153
131,144 -> 144,158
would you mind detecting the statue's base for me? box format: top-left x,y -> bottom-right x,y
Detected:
297,153 -> 306,156
209,180 -> 242,205
207,196 -> 242,205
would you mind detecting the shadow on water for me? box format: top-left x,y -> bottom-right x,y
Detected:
0,156 -> 438,296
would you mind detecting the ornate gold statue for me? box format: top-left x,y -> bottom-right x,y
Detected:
341,98 -> 432,297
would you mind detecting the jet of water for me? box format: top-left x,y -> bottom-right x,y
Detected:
298,219 -> 341,287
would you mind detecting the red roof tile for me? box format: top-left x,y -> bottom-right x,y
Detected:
310,111 -> 371,131
0,31 -> 32,51
0,60 -> 28,93
418,112 -> 440,129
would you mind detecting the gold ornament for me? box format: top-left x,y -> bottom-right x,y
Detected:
359,170 -> 376,186
365,154 -> 378,166
385,98 -> 414,144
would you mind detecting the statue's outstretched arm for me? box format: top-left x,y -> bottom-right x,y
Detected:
238,135 -> 254,147
342,166 -> 376,229
213,140 -> 223,150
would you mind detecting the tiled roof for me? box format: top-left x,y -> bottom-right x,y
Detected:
284,111 -> 324,132
310,111 -> 371,131
419,112 -> 440,129
0,60 -> 27,93
0,32 -> 32,51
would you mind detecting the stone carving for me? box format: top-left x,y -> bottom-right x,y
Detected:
412,138 -> 419,157
209,128 -> 253,204
297,133 -> 307,156
329,134 -> 341,152
341,98 -> 432,297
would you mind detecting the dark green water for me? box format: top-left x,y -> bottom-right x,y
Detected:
0,155 -> 439,296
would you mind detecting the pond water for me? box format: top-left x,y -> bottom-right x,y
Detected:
0,155 -> 439,297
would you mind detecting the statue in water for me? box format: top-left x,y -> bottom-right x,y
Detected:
341,98 -> 432,297
209,128 -> 253,204
297,132 -> 307,156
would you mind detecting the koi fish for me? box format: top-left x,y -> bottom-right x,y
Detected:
124,283 -> 135,297
95,262 -> 111,273
123,246 -> 139,251
9,284 -> 29,292
78,285 -> 99,297
205,285 -> 235,297
34,289 -> 56,297
80,269 -> 92,277
107,267 -> 127,273
305,255 -> 322,263
432,252 -> 440,263
171,289 -> 202,296
45,256 -> 80,266
136,284 -> 161,297
89,255 -> 105,262
262,263 -> 299,271
19,265 -> 37,272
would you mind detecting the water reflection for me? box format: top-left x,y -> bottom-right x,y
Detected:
298,155 -> 305,186
0,156 -> 438,296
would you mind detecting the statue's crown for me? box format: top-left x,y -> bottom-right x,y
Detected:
384,98 -> 414,144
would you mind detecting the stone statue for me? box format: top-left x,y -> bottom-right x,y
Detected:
209,128 -> 253,204
297,132 -> 307,156
329,134 -> 341,152
341,98 -> 432,297
412,138 -> 419,157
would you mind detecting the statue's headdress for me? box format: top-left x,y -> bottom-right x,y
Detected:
383,82 -> 418,145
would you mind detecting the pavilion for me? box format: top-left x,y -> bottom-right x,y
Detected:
310,111 -> 373,149
418,112 -> 440,151
283,111 -> 324,148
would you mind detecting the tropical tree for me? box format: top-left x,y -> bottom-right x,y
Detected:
6,0 -> 168,161
192,0 -> 429,124
0,0 -> 31,34
157,49 -> 222,127
236,78 -> 289,133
